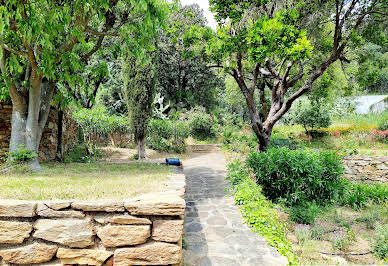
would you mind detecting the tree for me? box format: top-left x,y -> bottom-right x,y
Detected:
123,55 -> 156,159
156,4 -> 224,111
0,0 -> 168,170
206,0 -> 387,151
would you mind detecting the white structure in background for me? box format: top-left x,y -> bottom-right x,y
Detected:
354,95 -> 388,114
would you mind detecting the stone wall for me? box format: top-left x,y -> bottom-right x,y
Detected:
0,102 -> 78,161
0,171 -> 186,265
343,155 -> 388,183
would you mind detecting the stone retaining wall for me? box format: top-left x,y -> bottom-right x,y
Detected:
0,170 -> 186,265
343,155 -> 388,183
0,102 -> 78,161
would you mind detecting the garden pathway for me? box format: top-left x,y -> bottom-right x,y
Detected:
183,149 -> 288,266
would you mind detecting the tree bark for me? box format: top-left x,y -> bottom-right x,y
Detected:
138,137 -> 146,160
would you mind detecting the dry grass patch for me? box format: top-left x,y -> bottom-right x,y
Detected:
0,162 -> 171,200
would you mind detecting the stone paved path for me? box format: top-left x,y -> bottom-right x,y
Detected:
183,151 -> 288,266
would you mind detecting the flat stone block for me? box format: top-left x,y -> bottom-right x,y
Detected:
125,192 -> 185,215
72,201 -> 124,212
97,225 -> 150,247
0,243 -> 57,264
114,241 -> 182,266
0,200 -> 36,217
57,248 -> 113,266
152,220 -> 184,243
0,220 -> 32,244
33,219 -> 94,248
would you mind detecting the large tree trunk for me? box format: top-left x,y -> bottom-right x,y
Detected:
138,137 -> 146,160
8,80 -> 55,171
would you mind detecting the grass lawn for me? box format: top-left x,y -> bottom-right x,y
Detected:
0,162 -> 171,200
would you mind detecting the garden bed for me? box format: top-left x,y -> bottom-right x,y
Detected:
284,204 -> 388,265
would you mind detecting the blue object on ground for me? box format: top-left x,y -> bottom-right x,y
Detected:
166,158 -> 181,166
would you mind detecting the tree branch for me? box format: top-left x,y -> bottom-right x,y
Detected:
0,43 -> 28,57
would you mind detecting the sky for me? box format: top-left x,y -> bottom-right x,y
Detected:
180,0 -> 217,29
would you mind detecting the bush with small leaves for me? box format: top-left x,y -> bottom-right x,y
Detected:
7,144 -> 37,162
247,148 -> 344,206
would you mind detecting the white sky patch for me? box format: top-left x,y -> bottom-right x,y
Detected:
180,0 -> 218,29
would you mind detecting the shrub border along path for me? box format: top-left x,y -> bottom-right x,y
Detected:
183,149 -> 288,265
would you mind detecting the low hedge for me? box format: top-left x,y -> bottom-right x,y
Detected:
227,161 -> 298,265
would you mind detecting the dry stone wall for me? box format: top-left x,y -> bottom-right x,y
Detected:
0,102 -> 78,161
343,155 -> 388,183
0,171 -> 186,265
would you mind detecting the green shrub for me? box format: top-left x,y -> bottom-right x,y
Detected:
294,224 -> 312,243
227,160 -> 298,265
187,109 -> 215,140
341,182 -> 388,209
63,143 -> 102,163
226,160 -> 248,185
290,202 -> 321,224
247,148 -> 344,206
147,119 -> 189,153
294,103 -> 331,135
331,228 -> 355,252
373,223 -> 388,261
6,144 -> 37,162
234,177 -> 298,264
378,119 -> 388,131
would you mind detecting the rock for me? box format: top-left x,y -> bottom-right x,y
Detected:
0,221 -> 32,244
152,220 -> 183,243
44,200 -> 72,210
57,248 -> 113,266
94,214 -> 151,225
33,219 -> 94,248
0,200 -> 36,217
72,201 -> 124,212
114,241 -> 182,265
37,203 -> 85,218
125,192 -> 185,215
97,225 -> 150,247
0,243 -> 57,264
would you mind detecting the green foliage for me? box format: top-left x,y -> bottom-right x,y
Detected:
187,108 -> 215,140
157,4 -> 223,111
294,102 -> 331,134
247,10 -> 312,62
227,160 -> 298,264
123,54 -> 156,145
147,119 -> 189,153
341,182 -> 388,209
378,119 -> 388,131
73,106 -> 130,138
294,224 -> 312,243
331,228 -> 356,252
290,202 -> 321,224
6,144 -> 37,162
247,148 -> 344,206
63,143 -> 102,163
373,223 -> 388,261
